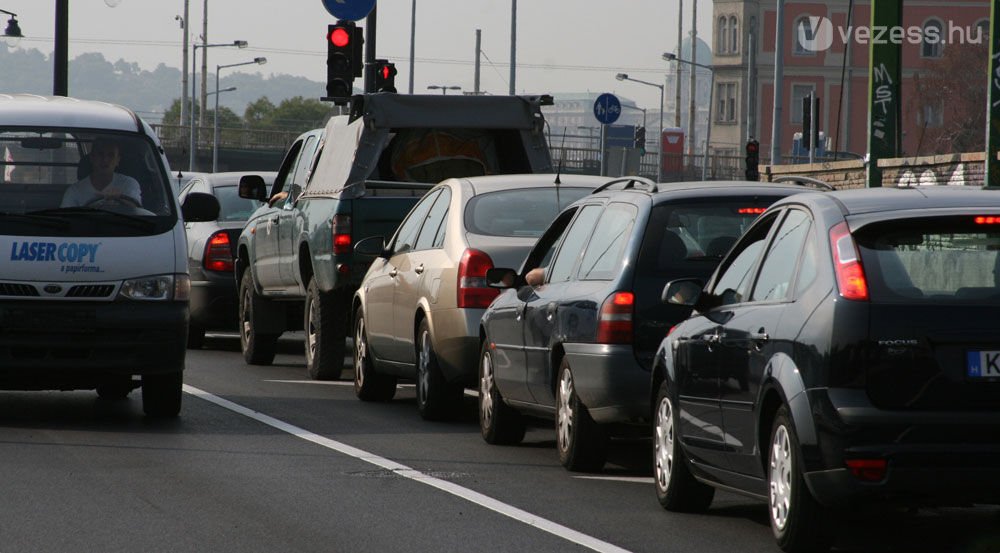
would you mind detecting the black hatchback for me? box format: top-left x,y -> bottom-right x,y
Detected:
479,179 -> 808,471
653,186 -> 1000,552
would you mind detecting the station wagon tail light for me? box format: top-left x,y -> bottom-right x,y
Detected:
457,248 -> 499,309
974,216 -> 1000,225
829,222 -> 868,301
845,458 -> 887,482
737,207 -> 767,215
596,291 -> 634,344
332,214 -> 352,254
203,231 -> 234,272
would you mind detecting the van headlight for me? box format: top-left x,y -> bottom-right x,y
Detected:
119,274 -> 190,301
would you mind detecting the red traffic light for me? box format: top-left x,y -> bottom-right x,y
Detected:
381,65 -> 391,79
746,140 -> 759,154
330,27 -> 350,47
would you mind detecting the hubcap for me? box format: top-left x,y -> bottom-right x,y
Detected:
480,350 -> 494,427
354,318 -> 366,389
769,425 -> 793,531
306,295 -> 317,364
654,396 -> 675,492
241,286 -> 252,344
557,370 -> 574,452
417,330 -> 430,406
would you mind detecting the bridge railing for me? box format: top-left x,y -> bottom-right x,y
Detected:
150,124 -> 302,151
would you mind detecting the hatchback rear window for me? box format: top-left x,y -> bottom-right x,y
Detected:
464,187 -> 591,237
215,185 -> 262,222
855,216 -> 1000,303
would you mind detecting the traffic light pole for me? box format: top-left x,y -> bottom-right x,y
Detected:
364,6 -> 377,94
986,0 -> 1000,188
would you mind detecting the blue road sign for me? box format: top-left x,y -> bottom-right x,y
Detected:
593,93 -> 622,125
321,0 -> 376,21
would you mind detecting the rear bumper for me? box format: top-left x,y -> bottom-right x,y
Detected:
563,343 -> 650,425
804,387 -> 1000,507
190,276 -> 237,330
431,307 -> 484,386
0,300 -> 187,388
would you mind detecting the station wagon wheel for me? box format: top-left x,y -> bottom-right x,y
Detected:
415,319 -> 462,421
353,311 -> 396,401
555,358 -> 607,472
653,380 -> 714,511
239,270 -> 277,365
478,340 -> 525,445
768,406 -> 833,552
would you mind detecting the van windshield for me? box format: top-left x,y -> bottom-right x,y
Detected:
0,129 -> 175,237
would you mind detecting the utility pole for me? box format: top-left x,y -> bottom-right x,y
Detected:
365,5 -> 377,93
474,29 -> 482,95
770,0 -> 785,165
747,27 -> 756,140
199,0 -> 208,129
408,0 -> 415,94
180,0 -> 189,127
687,0 -> 697,157
866,0 -> 902,187
509,0 -> 516,95
54,0 -> 68,96
675,0 -> 683,128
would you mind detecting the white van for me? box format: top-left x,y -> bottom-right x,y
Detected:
0,95 -> 219,417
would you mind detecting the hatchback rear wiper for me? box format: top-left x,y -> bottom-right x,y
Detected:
29,207 -> 157,230
0,211 -> 71,230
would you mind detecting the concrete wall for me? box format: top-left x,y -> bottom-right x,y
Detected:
763,152 -> 987,189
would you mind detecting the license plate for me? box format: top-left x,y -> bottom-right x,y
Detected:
967,351 -> 1000,379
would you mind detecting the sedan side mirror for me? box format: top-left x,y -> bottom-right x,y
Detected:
354,235 -> 388,258
662,278 -> 704,307
238,175 -> 268,202
486,267 -> 520,288
181,192 -> 220,223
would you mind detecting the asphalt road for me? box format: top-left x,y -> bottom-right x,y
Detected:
0,333 -> 997,553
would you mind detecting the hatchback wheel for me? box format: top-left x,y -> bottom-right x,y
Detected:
416,319 -> 462,421
556,358 -> 607,472
353,311 -> 396,401
304,280 -> 346,381
653,380 -> 714,511
769,406 -> 831,553
478,341 -> 525,445
239,271 -> 277,365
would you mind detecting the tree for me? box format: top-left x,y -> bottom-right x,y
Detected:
268,97 -> 331,132
910,40 -> 988,155
244,96 -> 276,127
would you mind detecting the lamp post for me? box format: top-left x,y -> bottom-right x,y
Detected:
427,85 -> 462,95
189,39 -> 247,171
1,8 -> 22,48
615,73 -> 664,182
663,53 -> 715,180
213,57 -> 266,172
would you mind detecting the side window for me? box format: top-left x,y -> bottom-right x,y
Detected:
291,136 -> 318,190
751,209 -> 811,302
415,188 -> 451,250
578,203 -> 637,281
392,190 -> 440,255
523,207 -> 578,273
711,212 -> 780,306
269,139 -> 304,201
547,204 -> 602,283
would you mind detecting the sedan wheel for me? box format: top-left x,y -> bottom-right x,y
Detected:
478,341 -> 524,444
555,359 -> 607,472
415,319 -> 461,421
353,312 -> 396,401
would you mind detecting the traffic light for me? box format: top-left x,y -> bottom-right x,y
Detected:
801,95 -> 820,150
374,59 -> 397,93
745,139 -> 760,181
326,21 -> 364,100
634,126 -> 646,155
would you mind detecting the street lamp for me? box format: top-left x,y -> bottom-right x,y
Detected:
662,52 -> 715,180
189,39 -> 248,171
213,57 -> 266,172
427,85 -> 462,95
1,9 -> 23,48
615,73 -> 664,182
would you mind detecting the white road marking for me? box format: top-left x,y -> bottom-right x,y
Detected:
263,380 -> 354,386
184,385 -> 632,553
573,476 -> 655,484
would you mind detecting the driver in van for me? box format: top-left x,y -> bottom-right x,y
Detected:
61,138 -> 142,208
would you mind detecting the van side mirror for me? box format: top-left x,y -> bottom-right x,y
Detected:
239,175 -> 268,202
662,279 -> 704,307
354,235 -> 388,258
181,192 -> 220,223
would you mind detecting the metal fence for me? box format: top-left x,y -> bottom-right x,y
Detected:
151,124 -> 301,152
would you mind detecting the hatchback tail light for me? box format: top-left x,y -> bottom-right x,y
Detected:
332,214 -> 352,255
203,231 -> 234,272
457,248 -> 499,308
596,291 -> 634,344
845,458 -> 887,482
829,221 -> 868,301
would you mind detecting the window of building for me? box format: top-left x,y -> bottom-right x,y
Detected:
919,104 -> 944,128
790,84 -> 816,124
922,18 -> 944,58
730,16 -> 740,55
718,17 -> 729,54
716,83 -> 738,123
793,16 -> 817,55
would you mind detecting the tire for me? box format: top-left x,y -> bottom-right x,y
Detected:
415,319 -> 463,421
239,271 -> 278,365
304,279 -> 347,381
556,358 -> 608,472
478,341 -> 525,445
354,311 -> 397,401
142,370 -> 183,418
653,380 -> 715,511
187,323 -> 206,350
769,406 -> 831,553
97,375 -> 135,401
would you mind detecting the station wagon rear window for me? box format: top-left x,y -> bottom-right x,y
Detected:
464,187 -> 591,237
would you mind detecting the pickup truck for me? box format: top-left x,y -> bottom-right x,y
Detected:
235,93 -> 555,380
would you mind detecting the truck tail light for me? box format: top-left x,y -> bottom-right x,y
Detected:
203,231 -> 234,272
596,291 -> 634,344
457,248 -> 499,309
332,214 -> 352,255
829,221 -> 868,301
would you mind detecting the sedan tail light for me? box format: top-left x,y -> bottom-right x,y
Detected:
829,221 -> 868,301
332,214 -> 352,255
203,231 -> 234,272
596,291 -> 634,344
457,248 -> 499,309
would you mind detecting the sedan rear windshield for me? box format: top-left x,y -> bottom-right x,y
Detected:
855,216 -> 1000,303
215,185 -> 262,222
464,187 -> 592,237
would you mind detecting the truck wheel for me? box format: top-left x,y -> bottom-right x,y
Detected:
416,319 -> 463,421
239,271 -> 278,365
142,370 -> 182,418
354,311 -> 397,401
556,358 -> 607,472
305,279 -> 346,381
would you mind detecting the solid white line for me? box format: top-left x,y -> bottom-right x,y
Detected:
263,380 -> 355,386
183,385 -> 632,553
573,476 -> 655,484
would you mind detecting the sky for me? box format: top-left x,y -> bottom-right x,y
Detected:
2,0 -> 715,111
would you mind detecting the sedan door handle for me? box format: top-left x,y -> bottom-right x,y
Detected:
414,264 -> 424,275
389,268 -> 398,278
704,329 -> 723,344
269,217 -> 279,224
